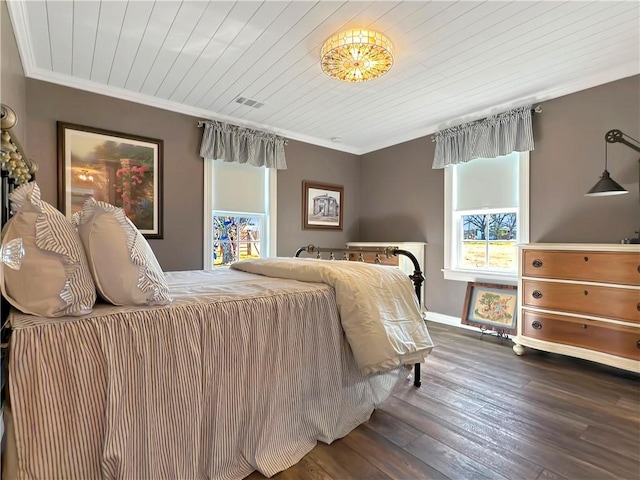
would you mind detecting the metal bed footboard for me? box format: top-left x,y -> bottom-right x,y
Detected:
294,244 -> 425,388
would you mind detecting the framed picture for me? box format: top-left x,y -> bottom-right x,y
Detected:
57,122 -> 163,239
462,282 -> 517,334
302,181 -> 343,230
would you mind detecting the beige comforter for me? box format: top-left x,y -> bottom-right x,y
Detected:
231,257 -> 434,375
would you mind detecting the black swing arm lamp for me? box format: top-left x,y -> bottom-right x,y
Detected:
585,129 -> 640,196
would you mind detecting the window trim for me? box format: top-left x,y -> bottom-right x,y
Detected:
203,161 -> 277,270
443,151 -> 529,283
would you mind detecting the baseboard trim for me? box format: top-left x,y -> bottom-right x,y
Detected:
425,311 -> 512,336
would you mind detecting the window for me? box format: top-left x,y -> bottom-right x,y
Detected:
460,212 -> 518,270
212,214 -> 263,266
444,152 -> 529,282
204,160 -> 276,269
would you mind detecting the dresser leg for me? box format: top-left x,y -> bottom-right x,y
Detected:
513,344 -> 526,356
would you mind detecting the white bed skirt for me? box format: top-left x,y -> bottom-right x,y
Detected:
7,270 -> 404,479
2,406 -> 17,480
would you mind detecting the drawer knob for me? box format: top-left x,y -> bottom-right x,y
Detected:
584,290 -> 589,296
584,256 -> 589,262
637,303 -> 640,312
637,340 -> 640,350
532,321 -> 542,330
532,290 -> 543,299
532,259 -> 543,268
582,324 -> 588,329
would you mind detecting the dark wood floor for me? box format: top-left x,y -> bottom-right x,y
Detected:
247,322 -> 640,480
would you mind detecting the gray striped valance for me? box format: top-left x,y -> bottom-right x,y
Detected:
199,120 -> 287,170
432,105 -> 534,169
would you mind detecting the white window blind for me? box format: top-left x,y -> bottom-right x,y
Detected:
212,160 -> 266,213
454,153 -> 519,211
444,151 -> 529,283
204,159 -> 276,270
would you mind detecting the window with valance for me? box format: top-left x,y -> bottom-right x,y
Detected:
435,106 -> 535,282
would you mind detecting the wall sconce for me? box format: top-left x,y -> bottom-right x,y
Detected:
585,129 -> 640,196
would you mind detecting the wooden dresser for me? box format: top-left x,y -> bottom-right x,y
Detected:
345,242 -> 427,310
514,243 -> 640,373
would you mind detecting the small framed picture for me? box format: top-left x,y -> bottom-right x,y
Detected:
57,122 -> 163,239
302,181 -> 343,231
462,282 -> 517,334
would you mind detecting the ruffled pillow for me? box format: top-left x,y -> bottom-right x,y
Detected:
73,198 -> 171,306
1,182 -> 96,317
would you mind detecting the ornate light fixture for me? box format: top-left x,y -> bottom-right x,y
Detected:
320,29 -> 393,82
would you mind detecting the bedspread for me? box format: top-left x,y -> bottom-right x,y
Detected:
8,270 -> 404,479
230,257 -> 434,375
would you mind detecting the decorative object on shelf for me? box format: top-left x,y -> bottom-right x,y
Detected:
585,129 -> 640,196
302,181 -> 343,231
320,29 -> 393,82
57,122 -> 163,239
1,104 -> 37,185
462,282 -> 517,337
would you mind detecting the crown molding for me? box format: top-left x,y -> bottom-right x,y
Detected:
6,0 -> 37,75
26,67 -> 364,155
5,0 -> 362,155
15,61 -> 640,158
359,63 -> 640,155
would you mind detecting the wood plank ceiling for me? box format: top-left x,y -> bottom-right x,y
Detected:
7,1 -> 640,154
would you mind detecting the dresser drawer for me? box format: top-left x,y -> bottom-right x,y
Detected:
522,250 -> 639,285
522,280 -> 640,324
522,310 -> 640,360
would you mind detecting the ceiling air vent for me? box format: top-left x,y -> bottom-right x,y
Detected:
234,96 -> 265,109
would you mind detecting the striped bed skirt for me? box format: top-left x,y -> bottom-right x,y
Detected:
6,270 -> 403,479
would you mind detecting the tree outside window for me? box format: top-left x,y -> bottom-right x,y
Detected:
212,215 -> 262,266
460,212 -> 517,270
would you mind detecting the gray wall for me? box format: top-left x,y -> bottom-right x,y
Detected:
1,0 -> 26,141
22,80 -> 361,269
358,139 -> 464,318
277,140 -> 360,257
360,74 -> 640,318
25,79 -> 204,271
531,75 -> 639,243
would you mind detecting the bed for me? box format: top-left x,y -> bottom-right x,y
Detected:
0,104 -> 433,479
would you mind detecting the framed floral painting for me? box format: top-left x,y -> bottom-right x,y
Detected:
57,122 -> 163,239
461,282 -> 517,334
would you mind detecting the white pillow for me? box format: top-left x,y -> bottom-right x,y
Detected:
73,198 -> 171,306
1,182 -> 96,317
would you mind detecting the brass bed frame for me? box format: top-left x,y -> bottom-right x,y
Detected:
1,104 -> 38,468
1,104 -> 37,330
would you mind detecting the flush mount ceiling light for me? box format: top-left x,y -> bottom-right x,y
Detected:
320,29 -> 393,82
